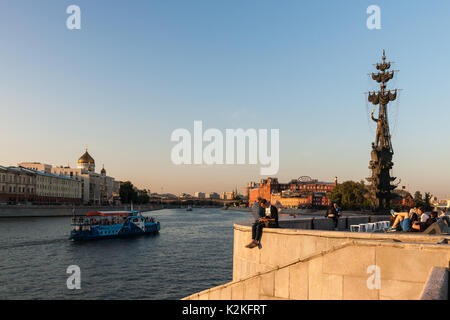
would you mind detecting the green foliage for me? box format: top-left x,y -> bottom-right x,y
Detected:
119,181 -> 150,204
413,191 -> 424,208
137,190 -> 150,204
330,181 -> 370,210
119,181 -> 136,204
423,192 -> 433,211
412,191 -> 433,211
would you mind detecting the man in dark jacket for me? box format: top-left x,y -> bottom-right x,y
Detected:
326,203 -> 342,229
246,200 -> 278,248
411,211 -> 437,232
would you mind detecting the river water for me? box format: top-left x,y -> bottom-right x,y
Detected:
0,208 -> 251,300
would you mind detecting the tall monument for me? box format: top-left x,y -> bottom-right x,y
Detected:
366,50 -> 398,211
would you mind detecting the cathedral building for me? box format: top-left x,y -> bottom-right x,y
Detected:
19,148 -> 120,205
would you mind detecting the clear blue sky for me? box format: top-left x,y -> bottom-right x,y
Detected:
1,0 -> 449,197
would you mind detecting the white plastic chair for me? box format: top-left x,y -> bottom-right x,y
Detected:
359,224 -> 368,232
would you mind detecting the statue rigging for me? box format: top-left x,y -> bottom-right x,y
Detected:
366,51 -> 399,211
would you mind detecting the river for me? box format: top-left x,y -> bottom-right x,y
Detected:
0,208 -> 251,299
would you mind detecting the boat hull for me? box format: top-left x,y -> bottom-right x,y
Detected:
69,222 -> 160,241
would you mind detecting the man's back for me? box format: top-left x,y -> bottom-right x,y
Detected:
269,205 -> 279,227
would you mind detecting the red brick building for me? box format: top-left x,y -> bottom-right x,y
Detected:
248,177 -> 337,208
391,190 -> 414,209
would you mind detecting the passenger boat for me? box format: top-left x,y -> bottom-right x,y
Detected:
69,210 -> 160,241
186,206 -> 193,211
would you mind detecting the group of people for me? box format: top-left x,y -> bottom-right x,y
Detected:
245,198 -> 279,249
243,200 -> 448,247
73,216 -> 155,226
387,207 -> 448,233
325,203 -> 449,233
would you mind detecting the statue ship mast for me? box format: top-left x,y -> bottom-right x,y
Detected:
366,50 -> 398,211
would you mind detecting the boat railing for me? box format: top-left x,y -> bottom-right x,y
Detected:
71,216 -> 157,227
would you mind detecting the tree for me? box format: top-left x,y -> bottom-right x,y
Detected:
330,180 -> 370,210
119,181 -> 138,204
413,191 -> 424,208
137,190 -> 150,204
423,192 -> 433,211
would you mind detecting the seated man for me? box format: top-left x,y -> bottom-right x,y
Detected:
246,199 -> 278,249
438,209 -> 450,227
409,207 -> 419,223
420,209 -> 430,223
325,203 -> 342,229
411,211 -> 438,232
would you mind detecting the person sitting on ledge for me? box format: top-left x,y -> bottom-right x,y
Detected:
411,211 -> 437,232
438,209 -> 450,224
325,203 -> 342,229
419,209 -> 430,223
388,207 -> 435,232
246,199 -> 278,249
386,208 -> 419,232
408,207 -> 420,224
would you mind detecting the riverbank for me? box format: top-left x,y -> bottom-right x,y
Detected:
0,204 -> 155,218
226,206 -> 379,217
0,204 -> 223,218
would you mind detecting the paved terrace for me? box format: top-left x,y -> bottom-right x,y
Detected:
184,216 -> 450,300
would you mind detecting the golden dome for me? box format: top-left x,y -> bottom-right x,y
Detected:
78,150 -> 95,164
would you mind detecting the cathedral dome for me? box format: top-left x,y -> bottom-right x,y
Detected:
78,150 -> 95,165
77,148 -> 96,172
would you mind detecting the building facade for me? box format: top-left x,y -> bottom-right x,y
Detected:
0,166 -> 36,204
0,166 -> 81,204
220,191 -> 235,200
19,149 -> 120,205
248,177 -> 336,208
18,162 -> 52,173
391,189 -> 414,209
206,192 -> 220,199
34,170 -> 82,203
194,192 -> 206,199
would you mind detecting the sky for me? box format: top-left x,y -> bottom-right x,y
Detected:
0,0 -> 449,197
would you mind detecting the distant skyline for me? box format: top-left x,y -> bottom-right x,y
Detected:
1,1 -> 450,198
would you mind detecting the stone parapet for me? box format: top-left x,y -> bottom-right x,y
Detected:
184,223 -> 450,300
